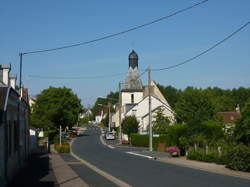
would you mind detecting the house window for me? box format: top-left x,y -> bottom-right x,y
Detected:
131,94 -> 134,104
132,109 -> 137,116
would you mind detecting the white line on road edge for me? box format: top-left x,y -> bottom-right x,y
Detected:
126,152 -> 154,159
70,139 -> 131,187
107,145 -> 115,149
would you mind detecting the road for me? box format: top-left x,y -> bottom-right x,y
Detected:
70,124 -> 250,187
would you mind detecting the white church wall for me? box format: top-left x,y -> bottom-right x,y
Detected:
121,91 -> 143,105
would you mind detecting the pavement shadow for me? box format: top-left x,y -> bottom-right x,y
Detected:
8,153 -> 58,187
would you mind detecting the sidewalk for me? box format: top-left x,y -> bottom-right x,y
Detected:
157,156 -> 250,180
9,153 -> 58,187
50,146 -> 89,187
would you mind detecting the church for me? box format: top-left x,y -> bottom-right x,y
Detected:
112,50 -> 175,133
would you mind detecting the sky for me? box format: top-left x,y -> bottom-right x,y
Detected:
1,0 -> 250,107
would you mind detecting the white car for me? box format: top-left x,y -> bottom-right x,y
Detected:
105,132 -> 115,140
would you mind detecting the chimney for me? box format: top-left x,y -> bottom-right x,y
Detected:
236,104 -> 240,113
9,74 -> 17,90
0,64 -> 11,85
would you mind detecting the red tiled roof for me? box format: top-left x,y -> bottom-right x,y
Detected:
217,112 -> 241,123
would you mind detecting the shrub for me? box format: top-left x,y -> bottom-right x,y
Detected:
226,144 -> 250,172
167,146 -> 180,156
54,143 -> 70,153
187,149 -> 204,161
131,134 -> 148,147
131,133 -> 168,150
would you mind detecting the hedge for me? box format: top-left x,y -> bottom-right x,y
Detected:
187,149 -> 229,165
131,133 -> 168,150
226,144 -> 250,172
54,143 -> 70,153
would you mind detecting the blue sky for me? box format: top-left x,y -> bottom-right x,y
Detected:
1,0 -> 249,106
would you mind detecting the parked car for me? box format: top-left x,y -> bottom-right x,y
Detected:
77,130 -> 85,136
105,132 -> 115,140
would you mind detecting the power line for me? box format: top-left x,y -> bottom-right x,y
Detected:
28,68 -> 148,80
23,0 -> 208,55
28,72 -> 126,79
152,21 -> 250,71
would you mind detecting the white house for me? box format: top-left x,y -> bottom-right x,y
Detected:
0,64 -> 30,187
112,50 -> 175,134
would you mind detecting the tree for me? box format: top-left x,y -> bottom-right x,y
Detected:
157,84 -> 181,109
91,91 -> 118,116
234,98 -> 250,145
122,116 -> 139,141
153,108 -> 170,134
31,87 -> 82,129
175,87 -> 214,126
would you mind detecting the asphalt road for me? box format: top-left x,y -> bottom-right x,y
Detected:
71,124 -> 250,187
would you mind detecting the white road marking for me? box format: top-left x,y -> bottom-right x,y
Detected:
70,139 -> 131,187
126,152 -> 154,159
107,145 -> 115,149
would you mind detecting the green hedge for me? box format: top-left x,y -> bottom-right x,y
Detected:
187,149 -> 229,165
131,133 -> 168,150
226,144 -> 250,172
54,143 -> 70,153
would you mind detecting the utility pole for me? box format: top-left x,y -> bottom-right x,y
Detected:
59,125 -> 62,145
148,66 -> 153,152
108,101 -> 111,132
19,53 -> 23,92
119,82 -> 122,144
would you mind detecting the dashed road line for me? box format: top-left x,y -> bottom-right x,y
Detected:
126,152 -> 155,159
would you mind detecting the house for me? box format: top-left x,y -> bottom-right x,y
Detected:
217,105 -> 241,134
79,108 -> 93,119
95,106 -> 109,123
112,50 -> 175,135
0,64 -> 30,187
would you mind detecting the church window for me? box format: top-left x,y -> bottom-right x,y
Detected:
131,94 -> 134,104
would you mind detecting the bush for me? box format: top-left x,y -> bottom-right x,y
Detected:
226,144 -> 250,172
187,149 -> 229,164
131,133 -> 168,150
131,134 -> 148,147
44,129 -> 58,140
54,143 -> 70,153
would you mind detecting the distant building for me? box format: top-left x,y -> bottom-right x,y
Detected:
112,51 -> 175,134
0,64 -> 30,187
217,105 -> 241,134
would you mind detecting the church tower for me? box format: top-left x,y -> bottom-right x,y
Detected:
122,50 -> 143,108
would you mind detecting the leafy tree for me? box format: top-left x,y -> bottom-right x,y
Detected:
122,116 -> 139,141
234,98 -> 250,145
153,108 -> 170,134
31,87 -> 82,129
91,91 -> 118,116
175,87 -> 214,126
210,96 -> 235,113
157,84 -> 181,109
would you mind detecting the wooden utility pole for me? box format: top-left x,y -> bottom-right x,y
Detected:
119,82 -> 122,144
148,66 -> 153,152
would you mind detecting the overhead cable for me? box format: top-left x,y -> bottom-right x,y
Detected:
152,21 -> 250,71
23,0 -> 208,55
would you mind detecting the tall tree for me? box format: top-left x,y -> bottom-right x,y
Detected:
175,87 -> 214,126
153,108 -> 170,134
122,116 -> 139,141
31,87 -> 82,129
